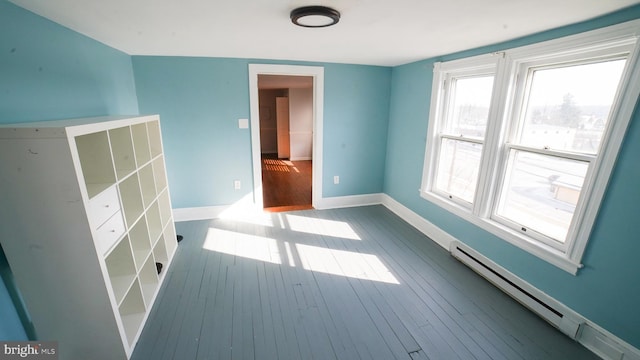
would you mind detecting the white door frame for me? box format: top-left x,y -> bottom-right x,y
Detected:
248,64 -> 324,209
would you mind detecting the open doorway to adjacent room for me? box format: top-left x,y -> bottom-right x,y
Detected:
259,75 -> 313,212
248,65 -> 324,212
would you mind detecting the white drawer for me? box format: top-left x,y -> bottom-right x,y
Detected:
89,186 -> 121,228
96,211 -> 125,255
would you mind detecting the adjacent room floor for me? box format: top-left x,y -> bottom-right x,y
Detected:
132,205 -> 598,360
261,154 -> 312,212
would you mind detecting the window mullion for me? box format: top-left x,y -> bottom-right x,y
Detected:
473,55 -> 511,218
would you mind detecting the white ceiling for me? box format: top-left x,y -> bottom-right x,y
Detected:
10,0 -> 640,66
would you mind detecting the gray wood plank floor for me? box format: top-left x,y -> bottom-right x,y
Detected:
131,205 -> 598,360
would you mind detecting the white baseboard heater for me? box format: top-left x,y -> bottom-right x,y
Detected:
449,241 -> 582,339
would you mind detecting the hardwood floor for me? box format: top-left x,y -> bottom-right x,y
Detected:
131,206 -> 598,360
261,154 -> 312,211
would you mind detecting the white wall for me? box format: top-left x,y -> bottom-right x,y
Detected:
289,87 -> 313,160
258,89 -> 286,153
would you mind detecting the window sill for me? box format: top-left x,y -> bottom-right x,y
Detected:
420,190 -> 583,275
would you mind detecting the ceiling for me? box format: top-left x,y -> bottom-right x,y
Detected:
10,0 -> 640,66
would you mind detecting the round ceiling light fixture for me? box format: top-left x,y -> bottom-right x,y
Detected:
290,6 -> 340,28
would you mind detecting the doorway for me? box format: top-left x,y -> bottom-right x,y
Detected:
257,78 -> 313,211
248,64 -> 325,210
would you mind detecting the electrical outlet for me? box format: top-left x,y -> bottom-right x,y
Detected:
333,176 -> 339,185
234,180 -> 241,190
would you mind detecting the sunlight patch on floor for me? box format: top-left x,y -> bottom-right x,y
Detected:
218,192 -> 275,227
286,214 -> 361,240
265,164 -> 290,172
296,243 -> 399,284
284,241 -> 296,267
203,228 -> 282,264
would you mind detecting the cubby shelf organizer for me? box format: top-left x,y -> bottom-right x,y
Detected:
0,115 -> 177,360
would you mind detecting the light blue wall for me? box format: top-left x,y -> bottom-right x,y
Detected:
132,57 -> 391,208
0,248 -> 27,341
0,1 -> 139,123
0,0 -> 140,339
323,64 -> 391,197
131,57 -> 253,208
0,279 -> 26,340
384,5 -> 640,349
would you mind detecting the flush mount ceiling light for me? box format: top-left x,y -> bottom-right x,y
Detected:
290,6 -> 340,28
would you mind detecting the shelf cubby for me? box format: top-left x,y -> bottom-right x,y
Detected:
152,239 -> 168,274
108,126 -> 136,180
147,202 -> 163,246
105,238 -> 137,305
129,218 -> 152,269
158,190 -> 172,228
139,163 -> 156,209
132,123 -> 151,166
152,157 -> 168,194
139,256 -> 159,306
118,279 -> 146,347
119,173 -> 144,227
163,223 -> 178,258
147,121 -> 163,158
75,131 -> 116,198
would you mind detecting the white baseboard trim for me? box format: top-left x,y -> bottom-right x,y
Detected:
381,194 -> 456,250
314,193 -> 383,210
173,193 -> 384,221
290,156 -> 312,161
173,205 -> 228,222
380,193 -> 640,360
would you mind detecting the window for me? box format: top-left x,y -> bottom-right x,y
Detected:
421,20 -> 640,274
434,74 -> 494,205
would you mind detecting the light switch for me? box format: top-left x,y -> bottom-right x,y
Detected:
238,118 -> 249,129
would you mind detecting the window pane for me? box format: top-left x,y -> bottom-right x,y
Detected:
435,138 -> 482,203
447,76 -> 494,138
519,59 -> 626,153
496,150 -> 588,243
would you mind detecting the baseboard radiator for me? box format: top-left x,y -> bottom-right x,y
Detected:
449,241 -> 582,339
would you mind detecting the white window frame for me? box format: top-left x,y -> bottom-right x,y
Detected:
422,54 -> 504,208
421,20 -> 640,274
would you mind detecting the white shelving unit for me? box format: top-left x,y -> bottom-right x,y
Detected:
0,115 -> 178,360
